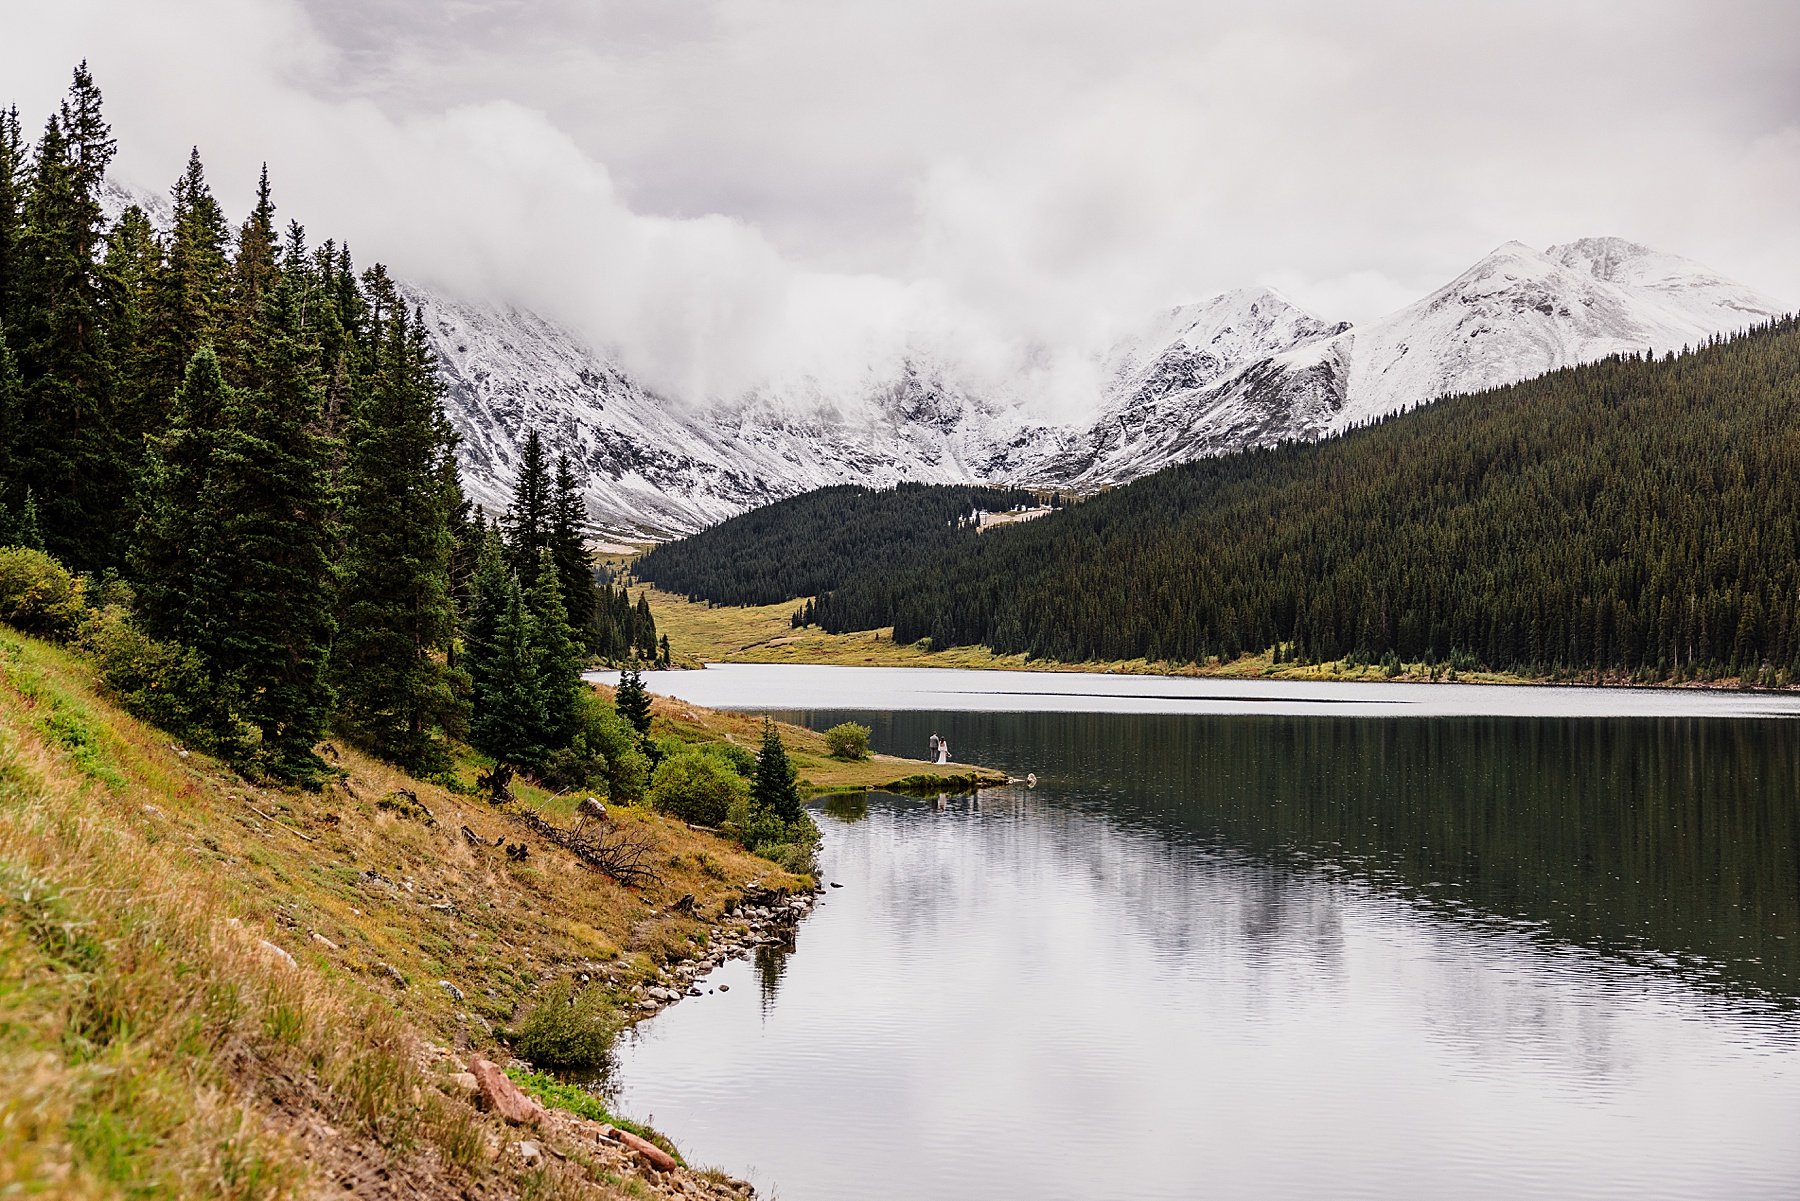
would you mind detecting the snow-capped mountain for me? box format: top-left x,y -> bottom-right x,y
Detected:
418,288 -> 1068,539
1035,238 -> 1788,488
412,236 -> 1790,531
101,180 -> 1784,536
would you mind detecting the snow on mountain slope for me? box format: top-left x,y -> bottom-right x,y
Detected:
1037,288 -> 1352,485
1328,239 -> 1787,431
418,236 -> 1786,529
415,287 -> 1068,538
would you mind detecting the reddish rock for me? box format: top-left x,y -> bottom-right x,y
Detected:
467,1056 -> 544,1126
605,1126 -> 678,1173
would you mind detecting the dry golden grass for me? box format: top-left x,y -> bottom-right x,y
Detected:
637,584 -> 1541,686
0,629 -> 799,1199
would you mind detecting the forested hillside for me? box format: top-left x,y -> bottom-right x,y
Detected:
0,64 -> 656,785
634,481 -> 1039,606
662,317 -> 1800,683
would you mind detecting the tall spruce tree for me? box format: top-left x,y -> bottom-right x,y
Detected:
751,719 -> 802,823
333,301 -> 467,771
526,545 -> 583,748
14,64 -> 122,570
219,164 -> 278,387
203,252 -> 337,782
100,205 -> 160,460
467,538 -> 547,770
615,665 -> 652,737
549,454 -> 598,648
0,104 -> 25,341
145,149 -> 229,422
0,324 -> 20,510
131,345 -> 231,653
503,428 -> 552,578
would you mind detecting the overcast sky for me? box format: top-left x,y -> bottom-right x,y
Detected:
5,0 -> 1798,408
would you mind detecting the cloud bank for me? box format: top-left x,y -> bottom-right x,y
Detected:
5,0 -> 1797,415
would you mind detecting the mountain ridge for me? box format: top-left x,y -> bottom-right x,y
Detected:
415,235 -> 1784,536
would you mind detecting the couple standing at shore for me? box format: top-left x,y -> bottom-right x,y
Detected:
928,732 -> 951,764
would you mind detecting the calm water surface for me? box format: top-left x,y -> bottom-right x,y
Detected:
601,667 -> 1800,1200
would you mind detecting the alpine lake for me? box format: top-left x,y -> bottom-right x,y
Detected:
590,666 -> 1800,1201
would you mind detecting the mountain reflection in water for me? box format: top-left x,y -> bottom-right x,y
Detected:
607,705 -> 1800,1201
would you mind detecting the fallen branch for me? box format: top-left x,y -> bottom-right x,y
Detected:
508,806 -> 661,888
244,802 -> 318,843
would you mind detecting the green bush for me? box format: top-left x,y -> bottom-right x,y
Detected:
78,604 -> 217,742
726,796 -> 821,876
0,546 -> 85,639
707,740 -> 757,777
823,722 -> 872,760
649,748 -> 749,827
541,692 -> 651,802
509,979 -> 617,1070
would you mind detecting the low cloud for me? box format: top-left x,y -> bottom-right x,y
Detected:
6,0 -> 1797,416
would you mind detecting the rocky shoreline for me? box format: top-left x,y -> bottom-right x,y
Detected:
434,882 -> 823,1198
620,883 -> 820,1017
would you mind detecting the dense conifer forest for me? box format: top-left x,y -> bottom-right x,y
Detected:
635,481 -> 1038,606
649,317 -> 1800,683
0,65 -> 655,784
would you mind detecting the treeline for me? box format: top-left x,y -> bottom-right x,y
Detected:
0,64 -> 655,785
674,316 -> 1800,683
634,481 -> 1039,607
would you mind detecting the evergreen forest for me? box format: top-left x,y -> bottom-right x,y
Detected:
635,481 -> 1038,606
646,317 -> 1800,683
0,64 -> 656,785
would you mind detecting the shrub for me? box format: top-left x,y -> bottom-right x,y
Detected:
541,692 -> 651,803
78,604 -> 216,741
726,796 -> 821,876
509,978 -> 617,1070
650,748 -> 749,827
823,721 -> 871,760
0,546 -> 85,639
707,740 -> 757,777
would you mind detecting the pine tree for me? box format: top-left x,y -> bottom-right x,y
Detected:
145,148 -> 229,418
633,592 -> 657,658
467,545 -> 547,770
333,301 -> 467,771
503,428 -> 552,578
615,665 -> 652,738
219,164 -> 278,387
14,65 -> 122,570
0,104 -> 26,340
131,345 -> 231,650
526,545 -> 583,749
100,205 -> 160,459
751,719 -> 802,823
203,259 -> 337,782
549,454 -> 598,649
0,323 -> 20,502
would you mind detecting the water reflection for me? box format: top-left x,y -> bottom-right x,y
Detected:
606,706 -> 1800,1201
784,710 -> 1800,1006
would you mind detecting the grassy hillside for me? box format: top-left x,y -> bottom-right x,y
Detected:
0,627 -> 852,1199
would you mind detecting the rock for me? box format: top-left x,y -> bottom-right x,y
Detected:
516,1140 -> 543,1166
379,962 -> 408,989
439,980 -> 465,1002
606,1127 -> 678,1173
649,987 -> 680,1002
256,939 -> 296,968
830,882 -> 843,888
718,983 -> 730,992
468,1056 -> 544,1126
446,1072 -> 480,1096
311,931 -> 339,951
